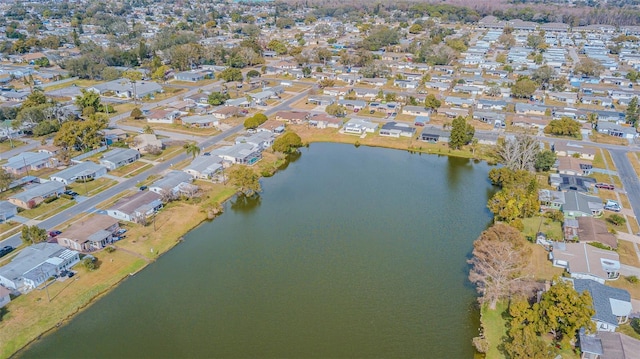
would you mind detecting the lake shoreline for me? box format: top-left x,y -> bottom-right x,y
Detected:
6,140 -> 487,358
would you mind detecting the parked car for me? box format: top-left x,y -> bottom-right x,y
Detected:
64,190 -> 79,197
595,183 -> 615,190
139,186 -> 148,191
604,200 -> 621,212
0,246 -> 14,258
414,122 -> 425,127
49,230 -> 62,237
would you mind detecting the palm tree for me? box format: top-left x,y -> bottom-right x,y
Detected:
143,125 -> 154,134
587,112 -> 598,130
184,142 -> 201,158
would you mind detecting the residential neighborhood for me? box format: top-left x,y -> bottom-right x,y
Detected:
2,0 -> 640,357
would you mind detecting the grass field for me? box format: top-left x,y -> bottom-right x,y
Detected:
522,216 -> 563,241
0,139 -> 26,152
67,178 -> 117,196
19,198 -> 75,220
108,161 -> 151,178
618,240 -> 640,267
480,302 -> 507,359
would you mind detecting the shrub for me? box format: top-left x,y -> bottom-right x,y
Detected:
472,336 -> 488,353
510,218 -> 524,231
588,242 -> 612,250
44,196 -> 59,204
607,214 -> 626,226
82,256 -> 97,271
105,246 -> 116,253
60,194 -> 74,200
632,318 -> 640,335
626,275 -> 638,284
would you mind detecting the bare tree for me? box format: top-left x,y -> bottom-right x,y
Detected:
468,224 -> 532,309
494,135 -> 541,171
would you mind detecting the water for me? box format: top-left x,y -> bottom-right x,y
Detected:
20,143 -> 496,358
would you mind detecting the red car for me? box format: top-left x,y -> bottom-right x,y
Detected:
595,183 -> 615,190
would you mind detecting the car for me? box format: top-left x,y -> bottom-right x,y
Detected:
595,183 -> 615,190
67,272 -> 75,278
0,246 -> 14,258
604,200 -> 621,212
116,229 -> 128,235
49,230 -> 62,237
203,152 -> 211,156
414,122 -> 425,127
64,190 -> 78,197
139,186 -> 148,191
369,110 -> 375,114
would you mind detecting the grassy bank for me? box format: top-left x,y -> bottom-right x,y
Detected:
480,302 -> 508,359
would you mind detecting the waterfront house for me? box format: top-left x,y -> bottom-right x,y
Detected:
150,171 -> 197,199
0,243 -> 80,292
550,242 -> 620,283
572,279 -> 631,332
8,181 -> 65,209
50,162 -> 108,185
99,149 -> 141,171
57,214 -> 120,252
419,127 -> 451,143
210,143 -> 262,166
183,155 -> 223,180
107,190 -> 163,224
340,118 -> 378,135
379,122 -> 416,138
308,113 -> 343,129
274,111 -> 309,124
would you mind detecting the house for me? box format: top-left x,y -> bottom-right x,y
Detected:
557,157 -> 593,176
575,217 -> 618,249
2,152 -> 58,176
340,118 -> 378,135
308,113 -> 343,129
476,99 -> 507,111
419,127 -> 451,143
0,285 -> 10,307
180,115 -> 219,128
572,279 -> 631,332
211,106 -> 243,120
56,214 -> 120,252
444,96 -> 474,108
510,116 -> 549,131
0,243 -> 80,292
539,189 -> 566,211
236,131 -> 276,149
250,90 -> 278,106
553,141 -> 596,161
87,79 -> 163,99
0,201 -> 18,222
562,190 -> 603,218
173,69 -> 212,82
107,190 -> 163,224
8,181 -> 65,209
597,122 -> 638,140
402,106 -> 431,117
130,134 -> 163,154
474,132 -> 500,145
50,162 -> 108,185
550,242 -> 620,283
210,143 -> 262,165
579,331 -> 640,359
150,171 -> 197,199
274,111 -> 309,124
99,149 -> 141,171
515,103 -> 547,116
102,129 -> 128,144
183,155 -> 223,180
379,122 -> 416,138
307,95 -> 336,106
338,99 -> 367,111
146,109 -> 181,124
549,174 -> 596,193
258,120 -> 285,134
393,79 -> 419,89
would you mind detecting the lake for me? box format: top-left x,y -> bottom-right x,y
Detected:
20,143 -> 496,358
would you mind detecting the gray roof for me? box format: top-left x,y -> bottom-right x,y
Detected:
211,143 -> 260,160
563,190 -> 603,214
109,190 -> 162,216
598,332 -> 640,358
10,181 -> 65,203
579,331 -> 603,356
573,279 -> 631,328
90,78 -> 162,98
185,156 -> 223,177
421,126 -> 451,137
0,200 -> 17,214
101,148 -> 140,164
381,122 -> 416,134
181,115 -> 218,125
50,162 -> 106,182
4,151 -> 52,170
0,243 -> 76,282
151,170 -> 192,191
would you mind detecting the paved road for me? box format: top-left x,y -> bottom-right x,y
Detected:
609,149 -> 640,228
0,139 -> 39,160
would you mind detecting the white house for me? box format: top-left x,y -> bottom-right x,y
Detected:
106,190 -> 163,223
149,171 -> 197,198
50,162 -> 108,185
100,149 -> 141,171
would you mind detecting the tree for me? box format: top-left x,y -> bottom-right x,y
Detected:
536,279 -> 595,347
532,65 -> 556,87
511,77 -> 538,99
130,107 -> 143,119
325,103 -> 346,117
487,168 -> 539,222
467,224 -> 531,309
218,68 -> 243,82
267,39 -> 288,55
526,34 -> 545,50
498,33 -> 516,49
575,58 -> 604,77
408,23 -> 423,34
142,125 -> 154,134
207,92 -> 230,106
82,256 -> 97,271
495,135 -> 541,171
626,96 -> 639,127
544,117 -> 581,137
228,166 -> 261,196
587,112 -> 598,129
504,298 -> 555,359
0,168 -> 12,191
21,225 -> 47,244
449,116 -> 474,150
246,70 -> 260,79
75,89 -> 101,113
272,131 -> 303,154
608,214 -> 626,226
243,113 -> 268,129
54,117 -> 108,152
318,78 -> 335,88
183,143 -> 200,159
534,150 -> 557,172
424,94 -> 441,112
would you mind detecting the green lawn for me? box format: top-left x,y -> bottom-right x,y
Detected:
109,161 -> 151,177
522,216 -> 563,241
20,198 -> 75,220
0,139 -> 25,152
480,302 -> 507,359
67,178 -> 117,196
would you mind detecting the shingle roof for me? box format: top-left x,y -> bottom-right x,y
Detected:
573,279 -> 631,328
